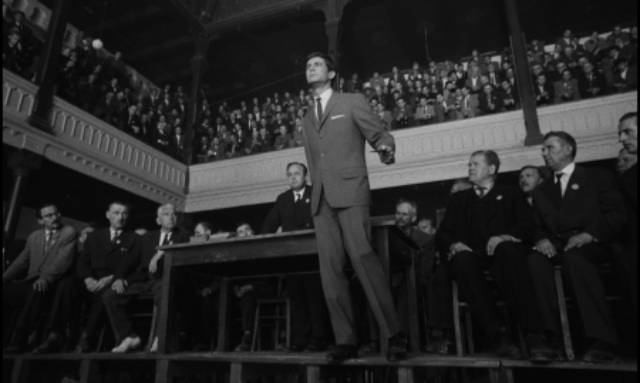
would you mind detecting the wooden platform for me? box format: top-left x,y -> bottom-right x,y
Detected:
3,351 -> 637,383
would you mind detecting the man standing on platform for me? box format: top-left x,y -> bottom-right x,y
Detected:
301,52 -> 407,362
261,162 -> 330,351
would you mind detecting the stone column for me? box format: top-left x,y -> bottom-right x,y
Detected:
502,0 -> 543,146
185,33 -> 211,165
3,151 -> 42,255
29,0 -> 72,132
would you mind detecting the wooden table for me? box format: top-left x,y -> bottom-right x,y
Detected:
156,217 -> 421,356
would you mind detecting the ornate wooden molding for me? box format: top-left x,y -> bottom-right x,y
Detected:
186,91 -> 636,212
2,69 -> 187,208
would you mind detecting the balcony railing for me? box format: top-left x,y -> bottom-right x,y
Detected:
2,69 -> 187,207
186,91 -> 636,212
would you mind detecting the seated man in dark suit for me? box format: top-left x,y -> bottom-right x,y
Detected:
3,203 -> 77,353
528,131 -> 626,363
134,203 -> 190,352
260,162 -> 330,352
394,199 -> 453,354
75,201 -> 143,353
616,113 -> 637,328
436,150 -> 554,361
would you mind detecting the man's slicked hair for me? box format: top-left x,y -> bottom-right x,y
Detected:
36,203 -> 59,218
305,51 -> 337,73
619,111 -> 637,125
471,150 -> 501,175
286,161 -> 308,176
543,131 -> 577,159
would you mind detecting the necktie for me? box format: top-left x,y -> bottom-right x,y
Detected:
161,232 -> 171,246
315,97 -> 323,122
45,231 -> 54,251
475,186 -> 486,198
111,230 -> 120,244
555,173 -> 564,200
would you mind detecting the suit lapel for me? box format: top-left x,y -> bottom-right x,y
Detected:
318,93 -> 339,130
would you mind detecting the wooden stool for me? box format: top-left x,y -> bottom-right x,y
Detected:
251,298 -> 290,351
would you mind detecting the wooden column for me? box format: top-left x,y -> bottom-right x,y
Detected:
3,151 -> 42,248
184,32 -> 210,165
29,0 -> 72,132
502,0 -> 543,146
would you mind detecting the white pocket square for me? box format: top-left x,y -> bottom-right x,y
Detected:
330,114 -> 345,120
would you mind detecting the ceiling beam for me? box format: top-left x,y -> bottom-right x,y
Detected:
167,0 -> 207,34
84,5 -> 165,34
126,36 -> 193,60
204,0 -> 321,35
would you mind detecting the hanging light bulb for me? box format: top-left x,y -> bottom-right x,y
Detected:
91,38 -> 103,50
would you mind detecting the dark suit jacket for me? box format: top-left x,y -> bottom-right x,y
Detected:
531,165 -> 626,245
578,71 -> 607,98
3,225 -> 77,283
302,91 -> 394,215
77,228 -> 143,284
132,228 -> 190,282
260,186 -> 314,234
436,184 -> 535,255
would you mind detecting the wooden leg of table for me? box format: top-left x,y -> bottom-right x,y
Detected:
11,357 -> 29,383
157,253 -> 174,353
230,362 -> 243,383
407,255 -> 420,353
554,266 -> 575,361
79,359 -> 99,383
155,359 -> 171,383
217,278 -> 230,352
306,365 -> 320,383
398,367 -> 415,383
452,282 -> 464,356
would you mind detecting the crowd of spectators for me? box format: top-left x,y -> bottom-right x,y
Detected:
2,8 -> 637,165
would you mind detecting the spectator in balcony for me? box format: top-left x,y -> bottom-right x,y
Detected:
554,69 -> 581,103
171,126 -> 185,161
478,84 -> 502,115
528,131 -> 625,363
196,136 -> 210,163
414,96 -> 434,125
446,89 -> 463,121
152,119 -> 171,153
607,25 -> 629,47
487,62 -> 501,88
226,133 -> 243,159
555,29 -> 575,51
500,80 -> 518,111
534,73 -> 554,106
290,117 -> 305,147
206,137 -> 225,161
433,93 -> 447,123
392,98 -> 414,129
3,28 -> 26,75
578,61 -> 607,98
376,102 -> 394,131
460,86 -> 479,118
611,58 -> 637,93
465,65 -> 483,94
273,124 -> 291,150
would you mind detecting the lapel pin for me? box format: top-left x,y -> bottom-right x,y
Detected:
571,183 -> 579,190
496,195 -> 503,200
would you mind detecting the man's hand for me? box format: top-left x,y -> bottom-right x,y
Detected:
111,279 -> 127,294
95,275 -> 114,292
33,278 -> 49,292
448,242 -> 473,260
534,238 -> 557,258
486,235 -> 521,256
84,277 -> 99,293
199,286 -> 213,297
148,251 -> 164,274
234,284 -> 254,298
564,232 -> 594,252
376,144 -> 395,165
